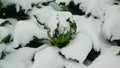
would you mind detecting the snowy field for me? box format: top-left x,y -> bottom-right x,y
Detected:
0,0 -> 120,68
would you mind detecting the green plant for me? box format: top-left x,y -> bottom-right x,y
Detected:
34,15 -> 77,48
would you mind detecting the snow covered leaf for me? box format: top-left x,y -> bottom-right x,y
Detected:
30,46 -> 64,68
60,33 -> 92,63
30,6 -> 57,33
0,44 -> 48,68
79,0 -> 116,18
12,20 -> 48,48
102,5 -> 120,43
73,16 -> 101,51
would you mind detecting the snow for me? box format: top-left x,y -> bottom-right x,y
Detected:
0,27 -> 10,43
1,0 -> 54,12
73,16 -> 101,51
30,46 -> 64,68
102,5 -> 120,41
60,33 -> 92,63
12,20 -> 48,48
88,47 -> 120,68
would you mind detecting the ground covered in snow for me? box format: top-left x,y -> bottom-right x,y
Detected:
0,0 -> 120,68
